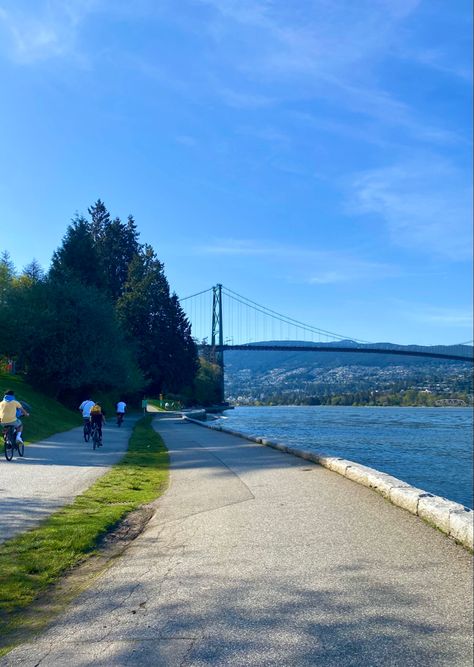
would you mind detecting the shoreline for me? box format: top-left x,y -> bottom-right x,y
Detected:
228,403 -> 472,408
184,414 -> 473,552
217,404 -> 473,508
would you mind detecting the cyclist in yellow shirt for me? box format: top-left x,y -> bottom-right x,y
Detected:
0,390 -> 29,444
90,403 -> 106,442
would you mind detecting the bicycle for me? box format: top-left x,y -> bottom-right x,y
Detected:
83,420 -> 92,442
91,422 -> 102,450
116,413 -> 124,427
3,425 -> 24,460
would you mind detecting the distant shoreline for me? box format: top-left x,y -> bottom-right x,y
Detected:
228,403 -> 471,409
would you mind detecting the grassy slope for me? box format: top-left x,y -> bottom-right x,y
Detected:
0,372 -> 79,443
0,415 -> 169,654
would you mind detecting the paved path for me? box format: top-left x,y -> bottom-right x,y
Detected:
0,417 -> 137,543
2,415 -> 473,666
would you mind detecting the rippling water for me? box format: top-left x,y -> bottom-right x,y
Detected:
217,406 -> 473,508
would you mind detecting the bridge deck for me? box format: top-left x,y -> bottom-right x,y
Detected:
222,344 -> 474,362
7,414 -> 472,666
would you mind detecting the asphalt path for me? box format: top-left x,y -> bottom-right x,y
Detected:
2,414 -> 473,666
0,416 -> 137,543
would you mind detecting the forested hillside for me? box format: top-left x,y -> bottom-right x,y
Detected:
225,342 -> 473,406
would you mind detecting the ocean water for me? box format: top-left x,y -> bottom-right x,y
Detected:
217,406 -> 473,508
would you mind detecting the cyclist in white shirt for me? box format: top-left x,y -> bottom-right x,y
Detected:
79,399 -> 95,424
116,400 -> 126,426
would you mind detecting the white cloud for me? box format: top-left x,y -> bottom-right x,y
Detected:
350,158 -> 473,260
0,0 -> 98,63
402,304 -> 473,328
175,135 -> 198,147
218,88 -> 275,109
196,239 -> 276,256
196,0 -> 464,146
193,238 -> 398,284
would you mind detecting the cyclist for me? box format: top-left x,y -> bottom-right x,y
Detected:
90,403 -> 106,442
79,398 -> 95,424
0,390 -> 29,444
116,400 -> 126,425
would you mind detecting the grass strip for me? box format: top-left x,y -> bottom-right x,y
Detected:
0,415 -> 168,651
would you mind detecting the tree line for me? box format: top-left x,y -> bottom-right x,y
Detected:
0,200 -> 219,405
246,388 -> 472,407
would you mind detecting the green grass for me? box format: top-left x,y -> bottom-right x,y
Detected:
0,415 -> 169,651
0,371 -> 79,443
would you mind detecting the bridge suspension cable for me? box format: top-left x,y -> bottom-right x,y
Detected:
179,284 -> 473,362
221,285 -> 372,344
180,283 -> 372,345
179,287 -> 214,302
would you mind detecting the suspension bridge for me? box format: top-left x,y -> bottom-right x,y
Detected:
180,284 -> 474,402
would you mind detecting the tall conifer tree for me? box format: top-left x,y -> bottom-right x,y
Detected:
88,199 -> 111,243
49,215 -> 103,288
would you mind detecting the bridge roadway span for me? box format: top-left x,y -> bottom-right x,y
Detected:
3,413 -> 473,666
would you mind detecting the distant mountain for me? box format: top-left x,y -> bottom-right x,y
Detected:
222,341 -> 473,401
224,340 -> 472,370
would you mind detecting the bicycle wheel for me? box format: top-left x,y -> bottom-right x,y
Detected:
92,427 -> 99,450
17,439 -> 25,457
83,422 -> 91,442
4,431 -> 14,461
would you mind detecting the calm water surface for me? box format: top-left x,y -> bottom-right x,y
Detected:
217,406 -> 473,508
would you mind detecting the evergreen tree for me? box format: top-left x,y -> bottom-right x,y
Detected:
0,251 -> 15,276
0,252 -> 16,356
49,215 -> 103,288
117,246 -> 198,394
166,293 -> 199,392
193,359 -> 222,406
20,259 -> 44,285
117,245 -> 172,393
2,203 -> 199,401
88,199 -> 111,244
96,215 -> 141,302
18,278 -> 143,396
0,251 -> 15,306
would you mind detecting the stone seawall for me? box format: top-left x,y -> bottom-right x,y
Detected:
182,415 -> 474,552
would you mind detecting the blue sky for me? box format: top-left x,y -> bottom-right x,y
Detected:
0,0 -> 472,346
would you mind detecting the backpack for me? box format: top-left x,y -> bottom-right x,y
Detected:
90,404 -> 102,415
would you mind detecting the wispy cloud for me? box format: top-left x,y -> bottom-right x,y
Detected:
349,158 -> 473,261
175,135 -> 198,147
305,259 -> 399,285
196,0 -> 465,147
195,239 -> 278,256
218,88 -> 275,109
406,305 -> 473,327
193,238 -> 398,284
0,0 -> 98,63
3,0 -> 468,152
394,46 -> 473,84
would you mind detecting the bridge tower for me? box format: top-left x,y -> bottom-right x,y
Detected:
211,283 -> 225,403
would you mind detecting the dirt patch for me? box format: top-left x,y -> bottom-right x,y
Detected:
99,504 -> 155,554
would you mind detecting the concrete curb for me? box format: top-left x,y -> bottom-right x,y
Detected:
182,415 -> 473,552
